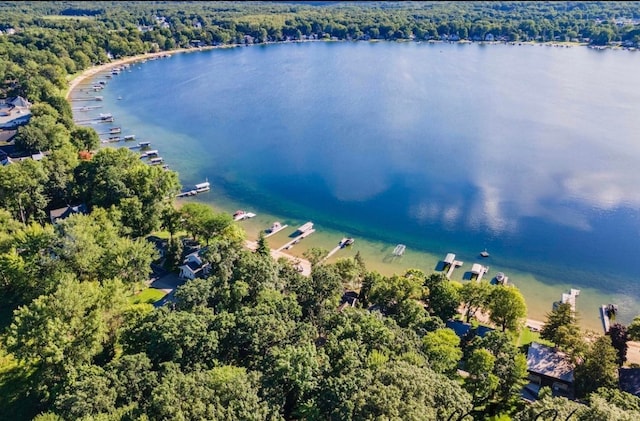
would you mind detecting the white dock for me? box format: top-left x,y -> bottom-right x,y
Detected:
323,238 -> 348,262
443,253 -> 463,279
471,263 -> 489,282
276,229 -> 316,252
561,288 -> 580,312
601,305 -> 611,334
265,223 -> 288,238
393,244 -> 406,256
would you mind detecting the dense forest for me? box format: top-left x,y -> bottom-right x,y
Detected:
2,1 -> 640,420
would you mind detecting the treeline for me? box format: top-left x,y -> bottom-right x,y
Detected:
2,1 -> 640,420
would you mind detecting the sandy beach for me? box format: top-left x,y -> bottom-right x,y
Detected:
65,46 -> 219,100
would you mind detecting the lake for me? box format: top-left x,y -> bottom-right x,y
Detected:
72,41 -> 640,330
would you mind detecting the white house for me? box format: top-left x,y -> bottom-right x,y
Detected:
178,251 -> 210,280
0,96 -> 32,129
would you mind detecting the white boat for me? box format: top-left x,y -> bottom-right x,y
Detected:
99,113 -> 112,120
149,157 -> 164,165
95,96 -> 103,101
195,181 -> 210,192
124,135 -> 135,141
138,141 -> 151,148
480,248 -> 490,258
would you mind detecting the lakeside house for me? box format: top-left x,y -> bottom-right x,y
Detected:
524,342 -> 575,399
49,204 -> 88,224
0,96 -> 32,129
178,250 -> 210,280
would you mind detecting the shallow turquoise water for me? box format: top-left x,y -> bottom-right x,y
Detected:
71,41 -> 640,330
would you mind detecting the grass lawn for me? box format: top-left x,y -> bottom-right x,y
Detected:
516,327 -> 553,348
129,288 -> 167,305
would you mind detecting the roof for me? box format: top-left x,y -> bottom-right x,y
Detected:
619,368 -> 640,397
49,204 -> 88,224
526,342 -> 574,384
445,320 -> 494,339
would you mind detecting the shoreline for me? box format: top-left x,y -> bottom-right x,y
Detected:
66,41 -> 614,336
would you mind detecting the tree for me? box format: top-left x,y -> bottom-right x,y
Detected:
460,280 -> 491,323
627,316 -> 640,341
540,302 -> 585,356
4,278 -> 124,402
70,126 -> 100,151
465,348 -> 498,406
369,272 -> 423,315
350,360 -> 473,420
256,230 -> 270,257
487,285 -> 527,332
0,158 -> 49,224
422,328 -> 462,375
574,335 -> 619,398
148,364 -> 278,421
608,323 -> 629,366
120,306 -> 219,370
428,279 -> 461,321
262,343 -> 320,419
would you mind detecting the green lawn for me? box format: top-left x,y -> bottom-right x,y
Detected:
129,288 -> 167,305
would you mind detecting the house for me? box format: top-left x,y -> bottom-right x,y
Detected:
146,235 -> 169,259
0,96 -> 32,129
178,250 -> 210,280
338,290 -> 358,312
525,342 -> 575,399
0,149 -> 12,166
619,368 -> 640,397
49,204 -> 88,224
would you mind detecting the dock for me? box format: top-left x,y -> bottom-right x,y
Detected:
265,222 -> 288,238
323,238 -> 353,262
470,263 -> 489,282
560,288 -> 580,312
276,229 -> 316,252
443,253 -> 464,279
393,244 -> 406,256
600,304 -> 618,334
175,180 -> 211,198
601,305 -> 611,334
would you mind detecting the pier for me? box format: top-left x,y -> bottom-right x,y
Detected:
393,244 -> 406,256
600,304 -> 618,334
323,238 -> 353,262
443,253 -> 464,279
276,228 -> 316,252
470,263 -> 489,282
265,222 -> 288,238
560,288 -> 580,312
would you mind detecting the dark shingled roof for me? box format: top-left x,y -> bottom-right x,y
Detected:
619,368 -> 640,397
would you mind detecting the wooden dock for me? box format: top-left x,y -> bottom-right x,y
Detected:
560,288 -> 580,312
276,229 -> 316,252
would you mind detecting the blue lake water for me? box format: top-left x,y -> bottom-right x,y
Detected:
73,41 -> 640,329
